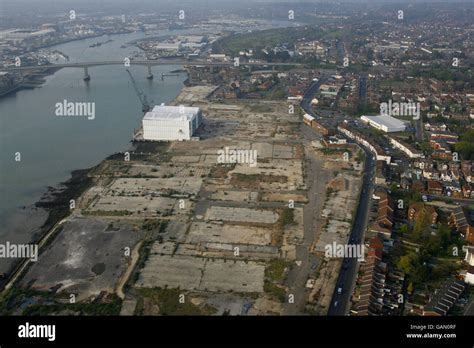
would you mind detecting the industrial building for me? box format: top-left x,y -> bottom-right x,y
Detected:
360,115 -> 406,133
464,247 -> 474,285
0,28 -> 56,44
142,105 -> 202,141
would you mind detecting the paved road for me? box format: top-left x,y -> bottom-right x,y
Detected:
335,39 -> 345,67
282,126 -> 329,315
298,71 -> 377,315
427,194 -> 474,206
464,299 -> 474,315
415,117 -> 424,142
327,145 -> 376,315
358,75 -> 367,107
281,77 -> 328,314
300,77 -> 328,118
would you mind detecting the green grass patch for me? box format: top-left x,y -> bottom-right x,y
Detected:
136,288 -> 216,315
278,208 -> 294,227
19,293 -> 122,316
82,210 -> 133,216
266,259 -> 292,283
263,281 -> 286,303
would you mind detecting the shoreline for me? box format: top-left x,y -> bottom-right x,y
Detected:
0,28 -> 193,292
0,166 -> 94,291
0,29 -> 193,290
0,80 -> 188,294
29,31 -> 134,52
0,67 -> 62,98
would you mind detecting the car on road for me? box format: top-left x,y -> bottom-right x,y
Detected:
337,287 -> 343,295
334,301 -> 338,307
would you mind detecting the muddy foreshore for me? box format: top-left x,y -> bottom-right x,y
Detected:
0,166 -> 94,291
0,135 -> 167,292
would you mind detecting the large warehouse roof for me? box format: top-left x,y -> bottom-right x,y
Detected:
143,105 -> 200,121
360,115 -> 406,132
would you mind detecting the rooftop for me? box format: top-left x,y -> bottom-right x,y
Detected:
361,115 -> 407,130
424,278 -> 465,315
143,105 -> 200,121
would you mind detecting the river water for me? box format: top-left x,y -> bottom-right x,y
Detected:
0,31 -> 187,273
0,20 -> 299,273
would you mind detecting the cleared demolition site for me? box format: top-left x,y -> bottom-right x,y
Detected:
4,83 -> 363,316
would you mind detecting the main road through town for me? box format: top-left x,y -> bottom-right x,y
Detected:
281,74 -> 328,315
327,145 -> 376,315
298,71 -> 377,316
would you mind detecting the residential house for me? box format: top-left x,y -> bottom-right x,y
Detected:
449,206 -> 474,244
428,180 -> 443,195
408,202 -> 438,225
423,279 -> 465,316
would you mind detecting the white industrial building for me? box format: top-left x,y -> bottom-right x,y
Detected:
142,105 -> 202,141
360,115 -> 406,133
465,247 -> 474,285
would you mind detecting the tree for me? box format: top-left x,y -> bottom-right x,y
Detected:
425,223 -> 454,257
455,130 -> 474,160
412,210 -> 431,242
426,234 -> 442,256
408,191 -> 422,206
271,89 -> 286,100
390,183 -> 398,193
397,253 -> 418,274
400,224 -> 410,235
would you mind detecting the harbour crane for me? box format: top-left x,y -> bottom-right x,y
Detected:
125,69 -> 153,113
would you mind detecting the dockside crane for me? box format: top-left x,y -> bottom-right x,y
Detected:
126,69 -> 153,113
